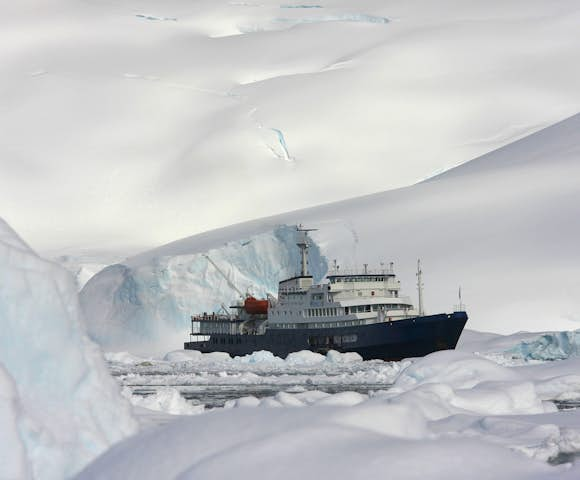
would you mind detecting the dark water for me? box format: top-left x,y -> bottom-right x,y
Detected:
131,382 -> 390,409
554,400 -> 580,411
130,386 -> 580,411
548,451 -> 580,466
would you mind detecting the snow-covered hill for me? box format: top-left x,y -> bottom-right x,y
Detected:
3,0 -> 580,251
81,113 -> 580,351
0,218 -> 136,479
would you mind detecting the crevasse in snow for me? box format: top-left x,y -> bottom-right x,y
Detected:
0,217 -> 136,480
80,225 -> 327,353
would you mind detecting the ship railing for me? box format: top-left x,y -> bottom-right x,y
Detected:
190,314 -> 267,335
191,313 -> 235,322
453,304 -> 467,313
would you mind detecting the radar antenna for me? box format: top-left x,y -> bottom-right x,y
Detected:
296,224 -> 317,277
416,259 -> 425,316
457,286 -> 464,312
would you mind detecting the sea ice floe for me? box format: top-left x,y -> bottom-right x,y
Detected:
508,331 -> 580,361
122,387 -> 204,416
84,333 -> 580,480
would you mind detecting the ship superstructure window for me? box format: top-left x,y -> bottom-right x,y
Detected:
329,275 -> 388,284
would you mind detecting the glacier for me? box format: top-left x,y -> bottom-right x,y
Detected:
3,0 -> 580,251
81,112 -> 580,353
80,225 -> 327,353
0,218 -> 137,480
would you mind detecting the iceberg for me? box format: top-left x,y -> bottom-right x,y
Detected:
80,225 -> 327,353
0,218 -> 136,480
508,331 -> 580,361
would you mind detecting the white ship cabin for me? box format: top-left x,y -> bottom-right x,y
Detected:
268,267 -> 419,330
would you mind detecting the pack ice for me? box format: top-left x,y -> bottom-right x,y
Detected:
79,346 -> 580,480
0,218 -> 136,480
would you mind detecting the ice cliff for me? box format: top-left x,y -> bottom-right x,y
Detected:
80,225 -> 327,353
0,218 -> 136,480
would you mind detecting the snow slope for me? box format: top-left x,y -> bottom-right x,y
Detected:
82,112 -> 580,351
0,218 -> 137,480
2,0 -> 580,251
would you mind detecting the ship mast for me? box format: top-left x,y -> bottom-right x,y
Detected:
296,225 -> 317,277
416,259 -> 425,316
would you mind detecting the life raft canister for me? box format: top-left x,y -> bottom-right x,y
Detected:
243,296 -> 269,315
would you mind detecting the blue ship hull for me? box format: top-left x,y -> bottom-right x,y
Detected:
184,311 -> 468,361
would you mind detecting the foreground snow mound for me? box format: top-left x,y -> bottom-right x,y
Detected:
79,399 -> 572,480
508,330 -> 580,361
81,225 -> 327,353
0,218 -> 136,480
393,350 -> 521,390
390,351 -> 552,417
85,337 -> 580,478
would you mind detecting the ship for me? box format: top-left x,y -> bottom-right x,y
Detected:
184,227 -> 467,361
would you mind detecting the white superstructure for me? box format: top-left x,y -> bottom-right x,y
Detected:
267,228 -> 419,330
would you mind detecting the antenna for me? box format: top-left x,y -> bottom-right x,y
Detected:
458,286 -> 464,311
416,259 -> 424,316
296,224 -> 317,276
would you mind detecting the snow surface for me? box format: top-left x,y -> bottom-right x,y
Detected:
82,113 -> 580,353
0,218 -> 137,480
2,0 -> 580,251
80,334 -> 580,479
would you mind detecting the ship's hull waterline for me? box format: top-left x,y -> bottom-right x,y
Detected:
184,311 -> 468,361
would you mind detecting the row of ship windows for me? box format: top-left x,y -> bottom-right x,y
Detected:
349,303 -> 410,313
332,276 -> 387,283
274,320 -> 364,329
200,334 -> 359,346
273,304 -> 410,318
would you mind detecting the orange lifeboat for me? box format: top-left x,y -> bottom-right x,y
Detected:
243,296 -> 269,315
